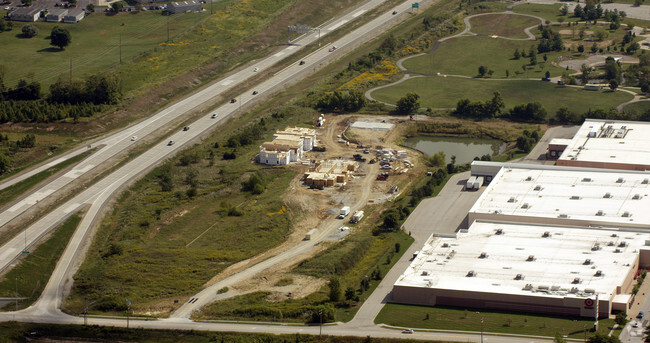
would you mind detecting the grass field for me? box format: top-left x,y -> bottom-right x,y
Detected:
371,77 -> 632,115
512,3 -> 572,24
469,13 -> 541,39
0,10 -> 211,89
0,214 -> 81,310
376,303 -> 619,339
402,36 -> 565,78
623,100 -> 650,115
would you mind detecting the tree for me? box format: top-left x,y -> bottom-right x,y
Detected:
577,44 -> 585,53
591,42 -> 598,53
68,0 -> 77,6
395,92 -> 420,115
344,287 -> 355,301
478,65 -> 487,77
0,19 -> 7,33
580,64 -> 590,84
529,46 -> 537,65
560,4 -> 568,16
574,4 -> 584,18
328,277 -> 341,302
554,332 -> 567,343
0,153 -> 9,175
509,102 -> 547,123
21,24 -> 38,38
86,3 -> 95,11
111,1 -> 124,12
609,79 -> 618,91
50,26 -> 72,50
513,48 -> 521,60
427,151 -> 446,167
587,332 -> 620,343
158,166 -> 174,192
21,0 -> 32,6
545,71 -> 551,78
615,312 -> 628,326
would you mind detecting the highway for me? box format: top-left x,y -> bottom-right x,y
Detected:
0,0 -> 399,273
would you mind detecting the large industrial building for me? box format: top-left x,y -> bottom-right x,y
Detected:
556,120 -> 650,171
394,162 -> 650,318
468,164 -> 650,230
393,221 -> 650,318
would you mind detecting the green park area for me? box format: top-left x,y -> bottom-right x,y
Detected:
469,13 -> 540,39
371,76 -> 632,115
376,304 -> 619,339
401,35 -> 565,78
0,10 -> 210,89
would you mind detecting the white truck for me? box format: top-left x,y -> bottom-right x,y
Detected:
350,210 -> 364,223
337,206 -> 351,219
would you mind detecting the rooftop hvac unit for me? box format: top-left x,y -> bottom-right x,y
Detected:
421,271 -> 429,276
582,178 -> 592,182
525,176 -> 532,181
615,248 -> 622,253
479,252 -> 488,259
584,259 -> 592,265
523,284 -> 533,290
514,273 -> 524,280
619,241 -> 627,247
607,241 -> 615,246
623,211 -> 631,217
585,288 -> 595,294
572,278 -> 581,284
508,197 -> 516,203
611,233 -> 618,237
534,185 -> 543,191
570,196 -> 581,200
621,126 -> 627,130
569,287 -> 579,293
596,210 -> 605,216
542,231 -> 550,238
643,179 -> 649,185
526,255 -> 535,262
466,270 -> 476,277
616,177 -> 625,183
558,214 -> 569,218
521,203 -> 530,209
633,194 -> 641,200
592,243 -> 600,251
442,243 -> 449,248
594,270 -> 603,277
495,228 -> 503,235
603,192 -> 612,198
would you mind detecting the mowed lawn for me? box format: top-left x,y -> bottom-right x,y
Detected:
370,76 -> 632,115
376,304 -> 618,339
402,36 -> 565,78
0,10 -> 210,89
623,100 -> 650,115
469,13 -> 541,39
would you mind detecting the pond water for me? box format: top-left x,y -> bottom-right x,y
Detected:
403,136 -> 506,164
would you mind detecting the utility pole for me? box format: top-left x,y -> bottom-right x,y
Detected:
480,317 -> 484,343
126,299 -> 131,329
319,309 -> 323,338
317,28 -> 321,47
15,277 -> 17,311
83,299 -> 88,326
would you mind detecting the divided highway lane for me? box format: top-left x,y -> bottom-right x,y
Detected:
0,0 -> 392,266
0,0 -> 418,307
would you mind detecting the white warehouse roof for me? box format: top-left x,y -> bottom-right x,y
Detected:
469,165 -> 650,227
559,119 -> 650,168
395,221 -> 650,300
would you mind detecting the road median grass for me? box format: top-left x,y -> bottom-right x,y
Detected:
376,303 -> 619,339
0,213 -> 81,311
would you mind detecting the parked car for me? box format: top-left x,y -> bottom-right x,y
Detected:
633,322 -> 640,328
638,311 -> 644,319
167,140 -> 175,146
541,77 -> 551,82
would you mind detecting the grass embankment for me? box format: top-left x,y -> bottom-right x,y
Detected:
371,77 -> 632,114
469,13 -> 541,39
0,149 -> 93,208
64,105 -> 315,316
0,322 -> 448,343
376,304 -> 620,339
0,214 -> 81,310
